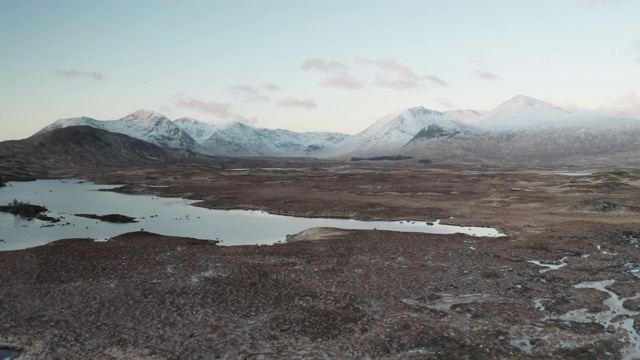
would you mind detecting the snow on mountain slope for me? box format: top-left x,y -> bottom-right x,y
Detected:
33,110 -> 200,151
111,110 -> 199,150
337,106 -> 470,156
33,117 -> 107,135
199,121 -> 349,157
474,95 -> 577,131
173,117 -> 218,144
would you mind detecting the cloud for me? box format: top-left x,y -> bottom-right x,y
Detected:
301,58 -> 348,73
612,90 -> 640,107
263,83 -> 279,91
424,75 -> 447,86
375,78 -> 422,90
354,56 -> 446,89
551,91 -> 640,118
175,97 -> 261,125
278,97 -> 318,110
354,56 -> 419,80
231,114 -> 259,126
322,75 -> 365,89
226,84 -> 270,102
159,106 -> 174,116
473,70 -> 499,80
175,98 -> 231,118
55,69 -> 103,81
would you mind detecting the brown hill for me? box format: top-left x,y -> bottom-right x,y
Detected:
0,126 -> 194,179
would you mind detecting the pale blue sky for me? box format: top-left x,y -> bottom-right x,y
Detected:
1,0 -> 639,140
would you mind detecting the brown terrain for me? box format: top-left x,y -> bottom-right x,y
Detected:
1,160 -> 640,359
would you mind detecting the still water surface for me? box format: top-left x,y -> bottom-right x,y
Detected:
0,180 -> 503,251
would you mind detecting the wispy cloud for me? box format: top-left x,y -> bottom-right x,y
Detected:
353,56 -> 446,89
278,97 -> 318,110
473,70 -> 499,80
354,56 -> 419,80
301,58 -> 348,73
322,75 -> 365,89
159,106 -> 174,116
231,114 -> 259,126
55,69 -> 103,82
175,98 -> 231,118
263,83 -> 279,91
175,97 -> 260,125
226,84 -> 270,103
425,75 -> 447,86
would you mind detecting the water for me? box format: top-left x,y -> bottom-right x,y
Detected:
0,180 -> 503,250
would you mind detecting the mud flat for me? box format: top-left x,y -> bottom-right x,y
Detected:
2,163 -> 640,358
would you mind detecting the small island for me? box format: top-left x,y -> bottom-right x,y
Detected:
0,199 -> 58,222
74,213 -> 138,223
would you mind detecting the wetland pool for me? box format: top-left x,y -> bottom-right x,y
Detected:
0,180 -> 503,250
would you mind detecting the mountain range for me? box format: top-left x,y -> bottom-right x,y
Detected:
22,95 -> 640,166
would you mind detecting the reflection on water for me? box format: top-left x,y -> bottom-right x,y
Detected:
0,180 -> 504,251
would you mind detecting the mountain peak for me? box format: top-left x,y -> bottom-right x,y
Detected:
475,95 -> 574,131
122,109 -> 169,122
503,95 -> 568,111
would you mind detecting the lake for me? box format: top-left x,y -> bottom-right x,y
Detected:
0,180 -> 503,251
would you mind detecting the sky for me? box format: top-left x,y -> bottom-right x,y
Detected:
1,0 -> 640,141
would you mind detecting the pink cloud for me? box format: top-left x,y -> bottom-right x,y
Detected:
175,98 -> 231,118
550,91 -> 640,118
354,56 -> 446,89
322,75 -> 365,89
301,58 -> 348,73
226,84 -> 270,102
278,98 -> 318,110
55,69 -> 103,82
473,70 -> 499,80
354,56 -> 419,80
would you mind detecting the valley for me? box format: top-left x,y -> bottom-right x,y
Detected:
2,161 -> 640,358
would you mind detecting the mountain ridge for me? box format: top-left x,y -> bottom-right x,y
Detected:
30,96 -> 640,164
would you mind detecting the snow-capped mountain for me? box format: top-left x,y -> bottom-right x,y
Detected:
198,121 -> 349,157
32,95 -> 640,165
173,117 -> 218,144
337,107 -> 471,156
474,95 -> 576,131
35,110 -> 200,151
36,111 -> 351,158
